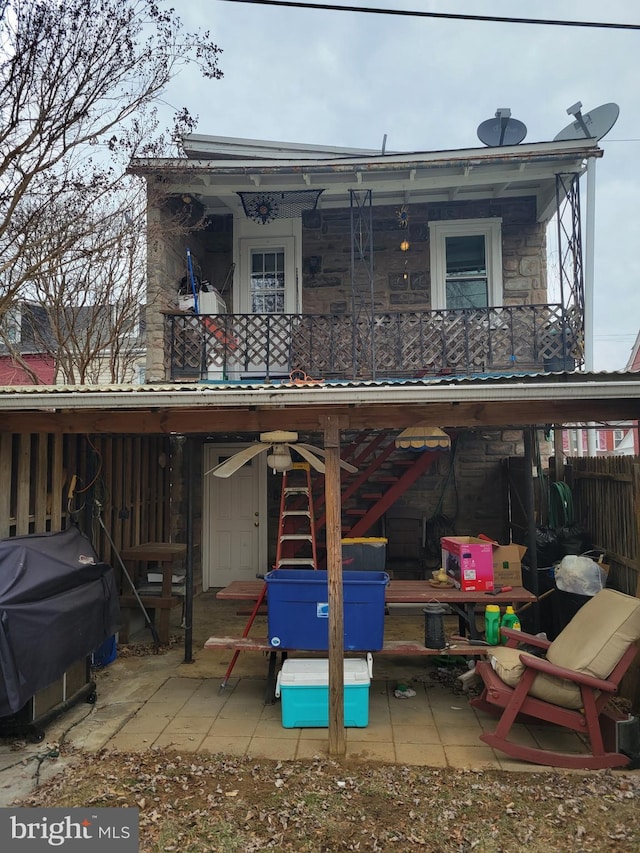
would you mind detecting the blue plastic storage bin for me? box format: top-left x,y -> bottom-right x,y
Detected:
265,569 -> 389,651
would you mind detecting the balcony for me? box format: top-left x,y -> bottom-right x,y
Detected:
166,304 -> 582,383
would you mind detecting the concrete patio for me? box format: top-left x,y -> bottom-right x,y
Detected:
0,592 -> 596,805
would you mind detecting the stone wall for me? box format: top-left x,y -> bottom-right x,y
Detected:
301,197 -> 546,314
397,428 -> 526,554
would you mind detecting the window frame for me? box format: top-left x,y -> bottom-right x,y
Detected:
3,305 -> 22,344
429,217 -> 503,310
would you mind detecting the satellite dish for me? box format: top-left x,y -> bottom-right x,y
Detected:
554,102 -> 620,142
477,109 -> 527,147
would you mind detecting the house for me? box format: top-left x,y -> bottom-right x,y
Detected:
561,329 -> 640,458
130,133 -> 597,385
0,300 -> 146,385
562,423 -> 638,457
124,132 -> 605,588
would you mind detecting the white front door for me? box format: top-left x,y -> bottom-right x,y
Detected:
234,219 -> 302,376
203,444 -> 267,589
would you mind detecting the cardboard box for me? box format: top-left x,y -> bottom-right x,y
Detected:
441,536 -> 494,591
491,543 -> 527,587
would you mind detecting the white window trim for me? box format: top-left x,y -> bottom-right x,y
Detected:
429,217 -> 503,310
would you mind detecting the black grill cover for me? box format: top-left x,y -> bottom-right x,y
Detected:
0,526 -> 120,716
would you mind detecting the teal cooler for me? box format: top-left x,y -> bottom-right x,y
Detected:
275,655 -> 372,728
341,537 -> 387,571
265,569 -> 389,650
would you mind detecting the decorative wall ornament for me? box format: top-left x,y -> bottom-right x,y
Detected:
245,194 -> 279,224
397,204 -> 409,229
238,190 -> 324,224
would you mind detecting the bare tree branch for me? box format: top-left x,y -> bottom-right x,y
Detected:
0,0 -> 223,382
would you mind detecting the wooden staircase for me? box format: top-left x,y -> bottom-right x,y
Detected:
313,431 -> 443,567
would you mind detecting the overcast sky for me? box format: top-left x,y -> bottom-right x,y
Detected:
160,0 -> 640,371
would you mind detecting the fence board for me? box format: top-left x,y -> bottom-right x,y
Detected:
568,455 -> 639,596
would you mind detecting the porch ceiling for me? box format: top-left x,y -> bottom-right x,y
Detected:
130,139 -> 601,223
0,372 -> 637,436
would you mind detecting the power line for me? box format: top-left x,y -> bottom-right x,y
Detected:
219,0 -> 640,31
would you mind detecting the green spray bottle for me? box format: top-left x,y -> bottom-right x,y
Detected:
484,604 -> 501,645
500,605 -> 521,644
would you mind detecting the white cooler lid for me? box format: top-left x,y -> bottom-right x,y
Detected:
278,655 -> 372,686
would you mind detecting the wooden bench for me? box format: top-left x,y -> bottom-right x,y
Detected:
119,542 -> 186,645
204,635 -> 491,702
204,636 -> 490,656
119,592 -> 184,645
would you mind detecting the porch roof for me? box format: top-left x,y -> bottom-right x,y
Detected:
129,137 -> 602,223
0,371 -> 637,435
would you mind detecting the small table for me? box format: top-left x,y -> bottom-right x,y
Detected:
211,579 -> 536,702
119,542 -> 187,644
215,579 -> 536,644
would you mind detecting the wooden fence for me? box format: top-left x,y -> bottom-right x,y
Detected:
567,455 -> 640,596
0,431 -> 171,578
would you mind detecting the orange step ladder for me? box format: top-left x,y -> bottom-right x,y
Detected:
275,462 -> 318,571
219,463 -> 318,691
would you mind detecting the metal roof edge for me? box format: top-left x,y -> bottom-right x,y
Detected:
0,373 -> 638,411
129,138 -> 600,174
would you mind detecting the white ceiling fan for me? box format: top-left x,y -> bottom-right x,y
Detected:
206,430 -> 358,478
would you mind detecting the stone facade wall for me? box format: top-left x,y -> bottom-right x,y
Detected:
400,428 -> 526,550
146,195 -> 546,380
300,196 -> 547,314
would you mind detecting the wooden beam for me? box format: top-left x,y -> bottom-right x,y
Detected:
1,398 -> 638,435
323,415 -> 345,756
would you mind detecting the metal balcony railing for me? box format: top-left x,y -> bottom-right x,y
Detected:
166,304 -> 582,382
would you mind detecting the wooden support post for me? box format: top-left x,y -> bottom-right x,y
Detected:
524,428 -> 539,630
634,464 -> 640,598
323,415 -> 345,756
553,424 -> 564,484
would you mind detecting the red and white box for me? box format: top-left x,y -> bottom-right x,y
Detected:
441,536 -> 494,591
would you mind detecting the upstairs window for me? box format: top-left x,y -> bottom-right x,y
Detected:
429,218 -> 502,310
445,235 -> 488,309
2,306 -> 22,344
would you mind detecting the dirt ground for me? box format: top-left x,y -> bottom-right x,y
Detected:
17,749 -> 640,852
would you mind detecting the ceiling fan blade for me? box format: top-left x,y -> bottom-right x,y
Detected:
298,444 -> 358,474
205,443 -> 269,478
290,444 -> 326,473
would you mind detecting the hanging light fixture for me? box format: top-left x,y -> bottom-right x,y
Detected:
266,446 -> 293,473
400,238 -> 410,252
395,425 -> 451,450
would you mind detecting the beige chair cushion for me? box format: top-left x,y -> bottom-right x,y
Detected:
489,646 -> 583,709
489,589 -> 640,710
547,589 -> 640,677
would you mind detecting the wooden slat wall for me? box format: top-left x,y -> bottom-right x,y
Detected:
0,432 -> 171,577
568,456 -> 640,595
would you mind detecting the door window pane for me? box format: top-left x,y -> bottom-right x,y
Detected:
250,249 -> 285,313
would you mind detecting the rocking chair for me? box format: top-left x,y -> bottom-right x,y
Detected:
470,588 -> 640,769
